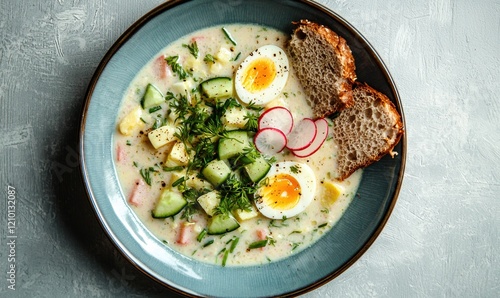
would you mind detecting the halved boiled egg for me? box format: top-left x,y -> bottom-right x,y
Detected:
255,161 -> 316,219
234,45 -> 289,106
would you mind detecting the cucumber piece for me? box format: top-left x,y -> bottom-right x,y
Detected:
218,130 -> 249,160
202,159 -> 231,187
152,190 -> 187,218
200,77 -> 233,99
207,213 -> 240,235
141,84 -> 164,109
244,156 -> 271,183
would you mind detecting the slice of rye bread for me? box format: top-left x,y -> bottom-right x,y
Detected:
287,19 -> 357,118
333,83 -> 404,181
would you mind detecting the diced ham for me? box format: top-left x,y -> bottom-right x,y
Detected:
153,54 -> 170,80
176,222 -> 193,245
116,144 -> 126,162
191,36 -> 204,42
256,228 -> 268,240
128,179 -> 147,207
256,228 -> 269,251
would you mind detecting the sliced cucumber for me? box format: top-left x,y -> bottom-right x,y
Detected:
202,159 -> 231,187
218,130 -> 249,160
141,83 -> 164,109
244,156 -> 271,183
200,77 -> 233,99
152,190 -> 187,218
207,213 -> 240,235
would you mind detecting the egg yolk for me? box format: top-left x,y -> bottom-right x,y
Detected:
260,173 -> 301,210
241,57 -> 276,93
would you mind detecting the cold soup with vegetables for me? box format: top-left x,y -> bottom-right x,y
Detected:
114,24 -> 362,266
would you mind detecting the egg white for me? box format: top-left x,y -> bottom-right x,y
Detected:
234,45 -> 289,106
255,161 -> 316,219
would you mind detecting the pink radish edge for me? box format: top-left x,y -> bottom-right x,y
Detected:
292,118 -> 329,158
285,118 -> 317,151
254,127 -> 288,155
257,106 -> 294,135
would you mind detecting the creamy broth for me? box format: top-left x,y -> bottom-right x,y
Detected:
114,24 -> 362,266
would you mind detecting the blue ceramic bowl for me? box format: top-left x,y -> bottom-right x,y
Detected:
80,0 -> 406,296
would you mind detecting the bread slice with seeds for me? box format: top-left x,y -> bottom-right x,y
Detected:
333,83 -> 404,181
287,19 -> 357,118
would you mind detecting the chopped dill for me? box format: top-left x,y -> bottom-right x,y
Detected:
139,168 -> 152,186
183,41 -> 199,58
290,164 -> 300,174
181,187 -> 205,221
244,112 -> 259,131
165,55 -> 190,80
203,54 -> 216,64
215,175 -> 256,215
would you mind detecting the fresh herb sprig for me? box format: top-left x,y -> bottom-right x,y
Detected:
140,167 -> 156,186
181,187 -> 203,221
183,41 -> 199,58
215,175 -> 256,215
203,54 -> 216,64
165,55 -> 190,80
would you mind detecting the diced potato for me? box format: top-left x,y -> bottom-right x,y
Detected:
209,62 -> 225,75
323,180 -> 344,204
169,169 -> 211,190
185,174 -> 213,191
171,80 -> 194,95
184,56 -> 207,78
165,141 -> 190,167
233,204 -> 259,221
148,125 -> 177,149
221,107 -> 248,130
215,47 -> 232,63
119,107 -> 145,136
171,80 -> 195,105
197,191 -> 220,216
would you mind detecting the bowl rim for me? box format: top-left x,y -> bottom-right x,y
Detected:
79,0 -> 407,296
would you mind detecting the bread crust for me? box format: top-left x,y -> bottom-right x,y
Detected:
288,20 -> 357,118
334,82 -> 404,181
293,20 -> 357,84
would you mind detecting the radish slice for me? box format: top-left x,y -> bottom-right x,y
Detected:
292,118 -> 329,158
254,128 -> 287,155
258,106 -> 294,135
285,118 -> 317,151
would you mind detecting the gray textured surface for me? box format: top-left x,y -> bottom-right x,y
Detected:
1,0 -> 498,297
